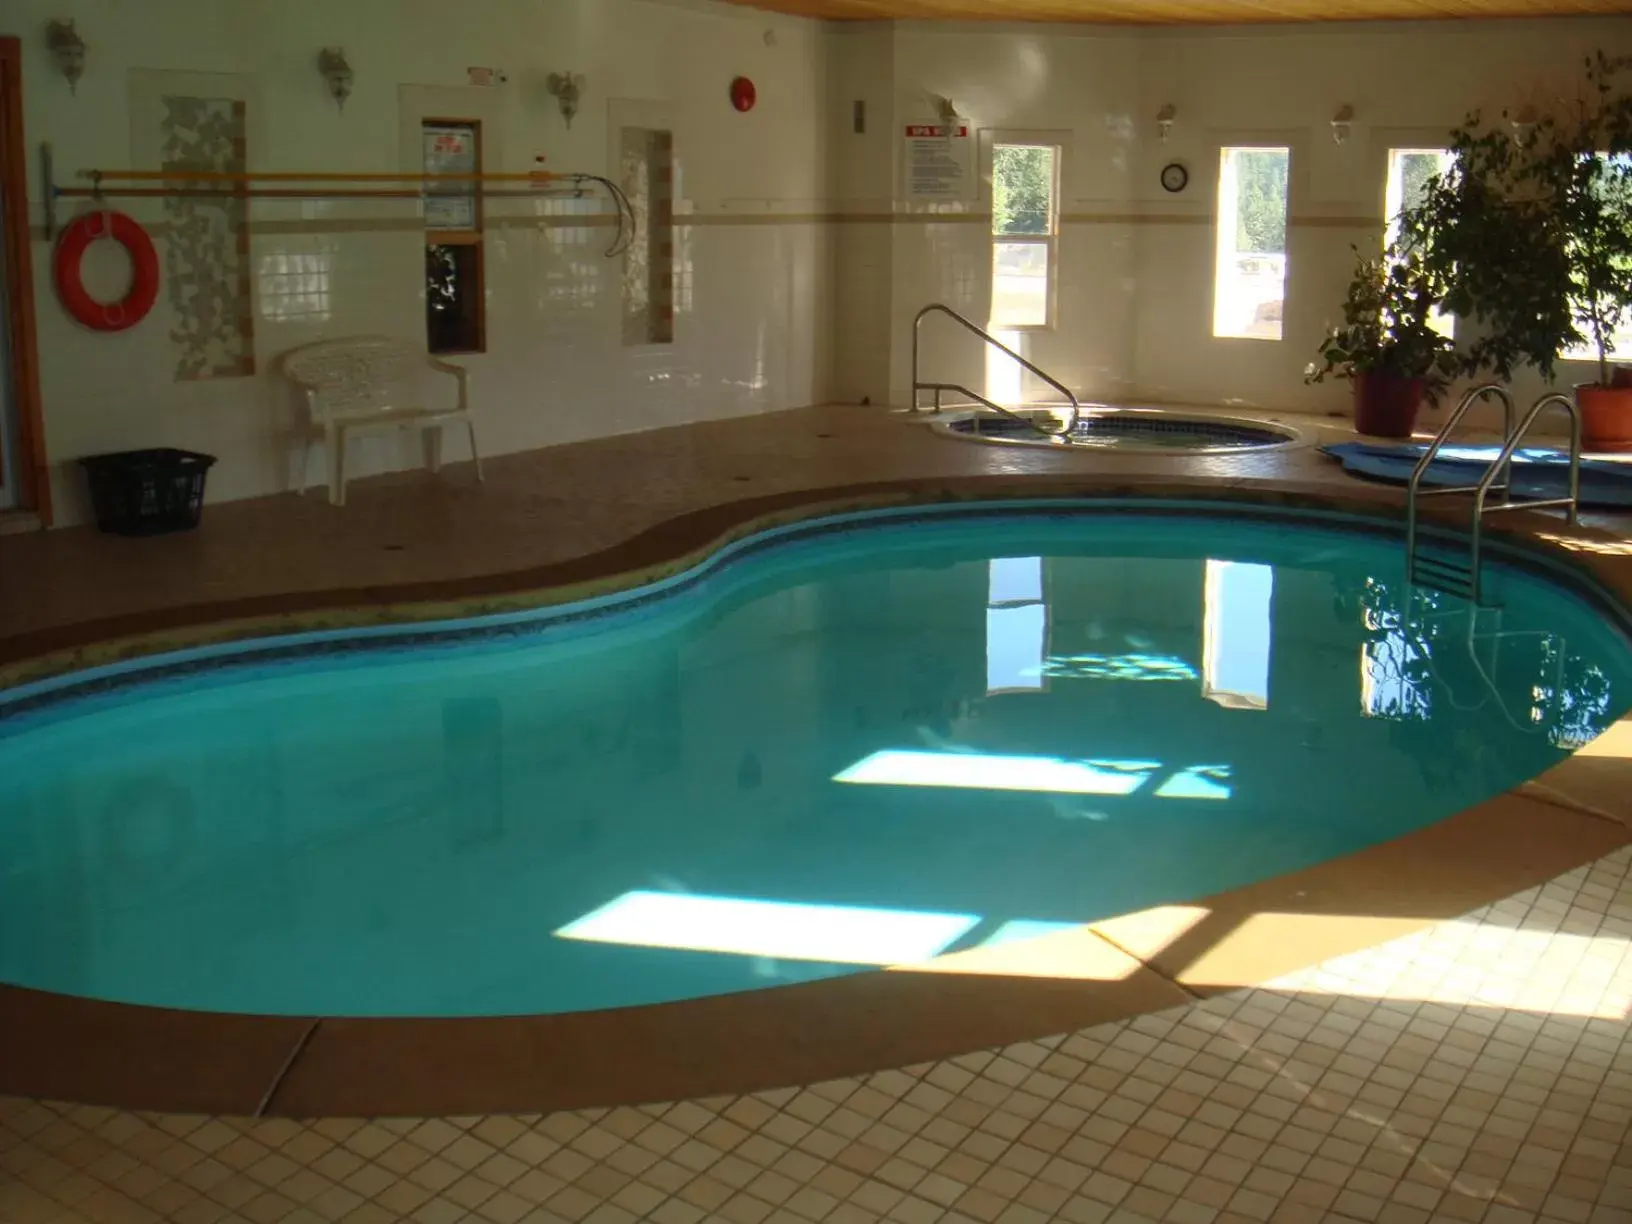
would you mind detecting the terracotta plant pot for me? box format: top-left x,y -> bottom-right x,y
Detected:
1576,382 -> 1632,450
1352,372 -> 1425,439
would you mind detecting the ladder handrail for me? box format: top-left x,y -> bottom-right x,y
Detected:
911,303 -> 1081,437
1405,383 -> 1515,572
1467,392 -> 1581,603
926,383 -> 1073,442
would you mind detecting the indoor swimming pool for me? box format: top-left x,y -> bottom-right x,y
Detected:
0,502 -> 1627,1018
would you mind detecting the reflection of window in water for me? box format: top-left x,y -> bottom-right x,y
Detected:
1043,653 -> 1198,682
1361,629 -> 1431,721
834,749 -> 1233,802
1202,561 -> 1272,710
987,557 -> 1046,693
1531,642 -> 1612,749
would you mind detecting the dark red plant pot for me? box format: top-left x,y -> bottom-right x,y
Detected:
1353,372 -> 1425,439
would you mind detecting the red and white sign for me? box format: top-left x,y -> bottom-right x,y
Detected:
466,66 -> 505,87
903,123 -> 972,200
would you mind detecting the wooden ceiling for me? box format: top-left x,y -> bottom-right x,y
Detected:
721,0 -> 1632,23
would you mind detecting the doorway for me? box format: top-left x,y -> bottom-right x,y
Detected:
0,36 -> 47,520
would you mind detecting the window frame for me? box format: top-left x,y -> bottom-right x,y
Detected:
1211,143 -> 1292,343
1558,150 -> 1632,366
1383,146 -> 1456,340
422,117 -> 487,356
988,140 -> 1062,333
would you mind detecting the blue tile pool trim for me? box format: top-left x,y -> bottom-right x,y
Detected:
3,496 -> 1627,726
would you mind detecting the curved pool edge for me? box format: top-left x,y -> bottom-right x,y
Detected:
5,472 -> 1632,1117
0,790 -> 1623,1119
5,471 -> 1632,695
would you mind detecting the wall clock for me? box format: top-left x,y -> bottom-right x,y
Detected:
1160,162 -> 1189,193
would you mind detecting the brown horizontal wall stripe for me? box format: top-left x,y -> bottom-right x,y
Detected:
30,210 -> 1386,242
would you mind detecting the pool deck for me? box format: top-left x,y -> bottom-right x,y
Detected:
4,404 -> 1632,1224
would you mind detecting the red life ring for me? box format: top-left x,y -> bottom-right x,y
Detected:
54,210 -> 161,332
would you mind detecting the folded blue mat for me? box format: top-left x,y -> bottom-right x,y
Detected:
1319,441 -> 1632,509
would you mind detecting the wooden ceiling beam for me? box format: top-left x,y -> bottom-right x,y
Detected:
715,0 -> 1632,24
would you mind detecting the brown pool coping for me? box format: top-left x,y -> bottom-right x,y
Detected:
4,412 -> 1632,1118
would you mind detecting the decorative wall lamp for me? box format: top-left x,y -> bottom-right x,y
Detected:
547,72 -> 585,128
317,47 -> 353,112
46,19 -> 87,94
1156,103 -> 1177,143
1331,104 -> 1355,145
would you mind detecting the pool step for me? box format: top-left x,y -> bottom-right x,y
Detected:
1409,548 -> 1476,600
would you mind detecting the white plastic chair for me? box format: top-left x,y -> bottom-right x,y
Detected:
279,335 -> 483,506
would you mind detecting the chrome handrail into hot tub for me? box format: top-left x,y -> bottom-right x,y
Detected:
911,303 -> 1081,439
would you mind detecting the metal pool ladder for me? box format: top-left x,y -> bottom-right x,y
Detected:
1405,385 -> 1582,604
910,303 -> 1081,440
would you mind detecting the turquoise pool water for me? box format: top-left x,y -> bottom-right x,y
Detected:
1,504 -> 1628,1017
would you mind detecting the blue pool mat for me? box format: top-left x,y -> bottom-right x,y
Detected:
1320,441 -> 1632,508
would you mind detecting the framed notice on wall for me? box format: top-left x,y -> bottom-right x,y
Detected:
903,124 -> 972,200
423,121 -> 479,231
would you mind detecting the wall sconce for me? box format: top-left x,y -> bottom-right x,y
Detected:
317,47 -> 353,112
1331,104 -> 1354,146
933,95 -> 962,127
46,19 -> 86,94
1156,103 -> 1177,143
1509,105 -> 1539,144
547,72 -> 585,128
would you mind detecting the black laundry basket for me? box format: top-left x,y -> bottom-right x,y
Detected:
79,448 -> 217,537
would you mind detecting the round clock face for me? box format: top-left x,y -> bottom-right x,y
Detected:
1160,162 -> 1189,193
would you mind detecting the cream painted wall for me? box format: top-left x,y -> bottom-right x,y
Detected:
13,0 -> 833,523
836,16 -> 1632,435
15,6 -> 1632,527
1128,18 -> 1632,431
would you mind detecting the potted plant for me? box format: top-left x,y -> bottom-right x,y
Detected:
1306,248 -> 1459,438
1399,53 -> 1632,447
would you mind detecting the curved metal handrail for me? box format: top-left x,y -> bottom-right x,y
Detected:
911,303 -> 1081,438
1405,383 -> 1515,577
1468,392 -> 1581,603
926,384 -> 1074,444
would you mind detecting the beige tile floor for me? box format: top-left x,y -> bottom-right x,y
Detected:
4,840 -> 1632,1224
6,406 -> 1632,1224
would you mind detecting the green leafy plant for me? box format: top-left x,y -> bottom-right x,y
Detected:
993,145 -> 1052,235
1399,52 -> 1632,387
1305,247 -> 1459,403
1234,149 -> 1288,254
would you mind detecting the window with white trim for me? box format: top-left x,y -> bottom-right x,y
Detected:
1213,146 -> 1289,341
1561,152 -> 1632,365
990,144 -> 1059,330
1385,147 -> 1455,339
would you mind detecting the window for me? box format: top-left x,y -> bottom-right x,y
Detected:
1385,148 -> 1455,338
1561,152 -> 1632,365
990,144 -> 1058,329
423,120 -> 485,354
1213,146 -> 1289,340
987,556 -> 1047,693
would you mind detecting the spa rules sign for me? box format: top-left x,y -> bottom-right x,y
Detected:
904,124 -> 972,200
